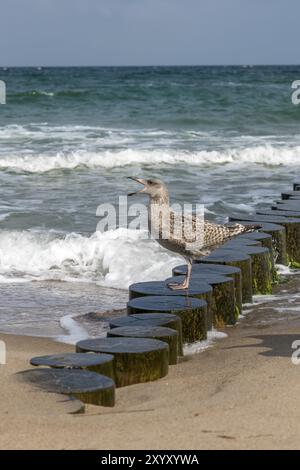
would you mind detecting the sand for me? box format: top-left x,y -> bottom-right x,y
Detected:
1,277 -> 300,450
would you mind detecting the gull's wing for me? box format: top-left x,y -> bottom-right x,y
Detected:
150,208 -> 260,256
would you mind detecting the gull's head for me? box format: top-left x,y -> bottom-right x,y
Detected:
128,177 -> 169,202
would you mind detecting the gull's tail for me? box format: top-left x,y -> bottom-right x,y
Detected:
226,223 -> 262,237
194,221 -> 263,254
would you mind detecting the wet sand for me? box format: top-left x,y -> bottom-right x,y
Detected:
1,276 -> 300,450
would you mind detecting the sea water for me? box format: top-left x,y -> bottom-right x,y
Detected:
0,66 -> 300,341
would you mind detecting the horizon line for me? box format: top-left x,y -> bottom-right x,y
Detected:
1,64 -> 300,69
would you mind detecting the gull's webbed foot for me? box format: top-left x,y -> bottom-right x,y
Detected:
167,281 -> 189,291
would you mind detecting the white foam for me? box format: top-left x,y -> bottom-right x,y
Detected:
273,306 -> 300,314
183,329 -> 228,355
32,90 -> 55,97
252,293 -> 289,304
0,274 -> 28,284
0,123 -> 300,173
56,314 -> 90,344
0,144 -> 300,173
0,228 -> 183,287
276,264 -> 300,276
237,308 -> 254,319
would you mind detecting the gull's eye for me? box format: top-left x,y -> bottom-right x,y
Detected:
147,180 -> 154,185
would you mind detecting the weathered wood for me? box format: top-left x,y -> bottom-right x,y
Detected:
272,203 -> 300,212
257,209 -> 300,218
270,206 -> 300,219
223,238 -> 261,248
237,231 -> 276,283
274,200 -> 300,207
21,368 -> 115,407
109,313 -> 183,356
228,219 -> 287,265
129,280 -> 213,330
232,214 -> 300,268
30,353 -> 115,380
76,337 -> 169,387
174,262 -> 243,315
255,210 -> 300,269
282,191 -> 300,200
108,326 -> 178,365
199,248 -> 253,304
222,245 -> 273,295
237,231 -> 273,251
127,295 -> 207,344
166,274 -> 236,328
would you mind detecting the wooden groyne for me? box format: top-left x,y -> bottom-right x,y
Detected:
23,183 -> 300,408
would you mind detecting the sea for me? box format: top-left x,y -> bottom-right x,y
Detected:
0,65 -> 300,342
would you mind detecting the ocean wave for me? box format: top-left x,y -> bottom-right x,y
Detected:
0,144 -> 300,173
0,123 -> 296,144
32,90 -> 55,97
10,90 -> 55,99
10,89 -> 94,100
0,228 -> 183,288
0,123 -> 214,140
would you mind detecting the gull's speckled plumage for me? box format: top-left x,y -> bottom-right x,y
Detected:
129,177 -> 260,289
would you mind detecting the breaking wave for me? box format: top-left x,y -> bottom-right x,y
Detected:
1,144 -> 300,173
0,228 -> 183,288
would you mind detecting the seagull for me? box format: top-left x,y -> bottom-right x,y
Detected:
128,177 -> 260,290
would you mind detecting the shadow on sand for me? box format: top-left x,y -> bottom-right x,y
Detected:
225,334 -> 300,358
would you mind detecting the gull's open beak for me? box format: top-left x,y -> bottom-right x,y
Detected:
127,177 -> 147,196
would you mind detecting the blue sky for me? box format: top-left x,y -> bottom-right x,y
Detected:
0,0 -> 299,66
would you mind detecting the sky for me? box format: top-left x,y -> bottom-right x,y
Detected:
0,0 -> 299,66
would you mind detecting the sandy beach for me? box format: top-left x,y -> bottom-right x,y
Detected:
1,275 -> 300,450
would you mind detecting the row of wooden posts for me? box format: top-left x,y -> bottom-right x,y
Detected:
23,184 -> 300,409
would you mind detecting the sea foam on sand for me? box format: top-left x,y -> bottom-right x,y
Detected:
56,314 -> 90,345
183,329 -> 228,355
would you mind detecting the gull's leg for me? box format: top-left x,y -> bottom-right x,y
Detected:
185,257 -> 193,287
167,257 -> 193,290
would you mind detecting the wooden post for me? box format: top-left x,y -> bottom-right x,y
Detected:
108,326 -> 179,365
281,191 -> 300,200
228,219 -> 287,266
222,245 -> 273,295
127,296 -> 208,344
199,249 -> 253,304
77,337 -> 169,388
173,262 -> 243,315
30,353 -> 115,380
166,274 -> 236,328
129,280 -> 213,330
21,368 -> 115,407
109,313 -> 184,356
232,214 -> 300,268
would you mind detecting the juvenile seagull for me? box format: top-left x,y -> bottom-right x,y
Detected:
128,177 -> 260,290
